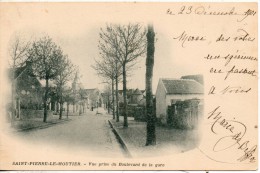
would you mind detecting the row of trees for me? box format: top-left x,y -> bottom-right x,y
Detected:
93,23 -> 156,145
9,34 -> 76,122
93,23 -> 146,127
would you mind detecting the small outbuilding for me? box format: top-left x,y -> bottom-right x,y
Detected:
155,78 -> 204,124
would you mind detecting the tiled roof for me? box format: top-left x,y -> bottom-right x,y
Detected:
161,79 -> 204,94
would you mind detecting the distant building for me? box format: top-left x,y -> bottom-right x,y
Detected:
67,72 -> 84,114
155,78 -> 204,124
84,88 -> 101,108
118,88 -> 145,105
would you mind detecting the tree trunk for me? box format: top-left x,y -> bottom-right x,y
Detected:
67,103 -> 69,119
55,102 -> 57,113
146,24 -> 156,146
107,95 -> 110,114
115,62 -> 119,122
11,63 -> 16,126
79,102 -> 82,115
112,78 -> 115,119
17,98 -> 20,119
51,100 -> 55,111
43,78 -> 49,122
122,64 -> 128,127
59,102 -> 63,119
59,90 -> 63,119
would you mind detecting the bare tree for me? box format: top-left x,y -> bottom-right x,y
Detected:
28,36 -> 62,122
54,55 -> 76,119
8,34 -> 31,68
92,57 -> 118,119
99,23 -> 146,127
8,33 -> 31,122
145,24 -> 156,146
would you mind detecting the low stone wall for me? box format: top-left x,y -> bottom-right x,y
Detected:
20,109 -> 53,119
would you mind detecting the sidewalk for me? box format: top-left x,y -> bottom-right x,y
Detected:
7,114 -> 77,132
109,117 -> 200,158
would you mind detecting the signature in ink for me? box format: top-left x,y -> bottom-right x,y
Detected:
208,106 -> 257,163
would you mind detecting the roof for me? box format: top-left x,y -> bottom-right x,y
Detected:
161,78 -> 204,94
8,61 -> 36,81
181,74 -> 204,85
132,88 -> 142,95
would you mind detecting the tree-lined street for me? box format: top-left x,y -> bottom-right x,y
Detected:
6,22 -> 201,158
14,109 -> 126,158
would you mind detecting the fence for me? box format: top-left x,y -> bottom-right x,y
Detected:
119,105 -> 146,121
167,99 -> 203,129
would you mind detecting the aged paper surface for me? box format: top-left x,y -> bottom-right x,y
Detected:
0,2 -> 258,170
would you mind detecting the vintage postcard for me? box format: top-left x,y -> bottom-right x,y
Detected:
0,2 -> 258,171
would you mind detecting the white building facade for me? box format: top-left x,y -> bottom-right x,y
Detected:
155,78 -> 204,124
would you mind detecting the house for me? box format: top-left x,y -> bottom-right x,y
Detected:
8,61 -> 42,119
129,88 -> 144,105
155,78 -> 204,124
118,88 -> 145,105
118,89 -> 132,104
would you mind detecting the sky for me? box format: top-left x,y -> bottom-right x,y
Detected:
46,27 -> 201,93
1,3 -> 205,93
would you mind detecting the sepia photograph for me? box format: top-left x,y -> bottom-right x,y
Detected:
0,2 -> 257,171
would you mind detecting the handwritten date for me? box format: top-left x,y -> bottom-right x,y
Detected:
166,6 -> 256,22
